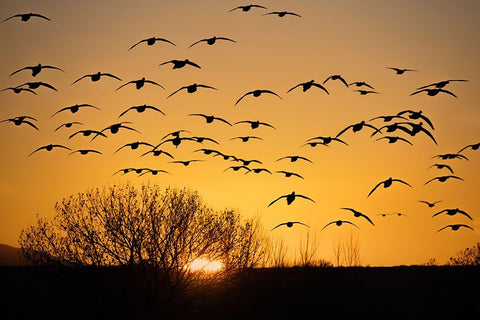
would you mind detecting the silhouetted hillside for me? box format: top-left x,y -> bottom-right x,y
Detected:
0,244 -> 21,266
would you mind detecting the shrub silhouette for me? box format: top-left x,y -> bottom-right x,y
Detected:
449,242 -> 480,266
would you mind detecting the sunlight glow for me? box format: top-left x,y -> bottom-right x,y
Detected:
187,258 -> 224,273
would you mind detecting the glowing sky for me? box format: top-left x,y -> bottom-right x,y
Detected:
1,0 -> 479,266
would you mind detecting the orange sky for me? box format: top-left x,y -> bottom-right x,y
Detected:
1,0 -> 479,266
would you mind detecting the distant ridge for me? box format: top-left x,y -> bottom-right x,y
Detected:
0,244 -> 22,266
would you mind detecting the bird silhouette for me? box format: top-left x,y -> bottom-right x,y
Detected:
268,191 -> 315,207
271,221 -> 309,231
224,166 -> 251,173
141,148 -> 174,158
69,130 -> 106,139
263,11 -> 301,18
432,153 -> 468,161
396,110 -> 434,129
367,177 -> 412,197
340,208 -> 375,226
16,82 -> 57,91
128,37 -> 175,50
116,78 -> 165,91
336,121 -> 380,138
349,81 -> 374,89
113,168 -> 143,176
355,90 -> 380,95
234,120 -> 276,130
230,136 -> 263,142
1,116 -> 38,130
188,114 -> 232,126
233,158 -> 262,166
157,136 -> 195,148
323,75 -> 349,87
410,88 -> 457,98
375,136 -> 413,145
416,79 -> 468,90
321,220 -> 359,231
235,89 -> 282,106
118,105 -> 165,118
276,155 -> 312,163
114,141 -> 154,154
159,59 -> 201,69
188,36 -> 236,48
3,13 -> 51,22
213,152 -> 238,161
306,136 -> 348,146
194,148 -> 222,156
287,80 -> 329,94
69,149 -> 102,156
429,164 -> 454,174
51,104 -> 100,117
229,5 -> 267,12
161,130 -> 191,141
387,67 -> 418,74
138,169 -> 171,176
397,122 -> 437,145
458,143 -> 480,154
424,175 -> 464,185
191,136 -> 219,144
170,160 -> 204,166
29,144 -> 71,156
433,208 -> 472,220
369,115 -> 408,122
275,171 -> 304,179
71,72 -> 122,85
419,200 -> 442,208
436,224 -> 474,233
167,83 -> 217,98
301,141 -> 329,148
246,168 -> 272,175
1,87 -> 36,95
10,63 -> 64,77
94,122 -> 139,140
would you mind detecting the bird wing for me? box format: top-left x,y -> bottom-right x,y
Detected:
166,86 -> 186,98
128,39 -> 146,51
322,76 -> 332,84
261,90 -> 282,99
197,84 -> 217,90
144,80 -> 165,89
155,38 -> 176,46
311,83 -> 329,94
188,39 -> 206,48
268,195 -> 286,207
216,37 -> 236,43
118,107 -> 134,118
436,225 -> 450,233
9,66 -> 30,76
335,125 -> 353,138
23,120 -> 39,130
145,106 -> 166,115
458,210 -> 473,220
234,92 -> 251,106
367,181 -> 383,197
416,82 -> 436,90
418,127 -> 437,145
31,13 -> 51,21
2,14 -> 22,22
459,224 -> 474,230
259,122 -> 277,130
286,83 -> 302,93
409,89 -> 425,96
71,75 -> 89,85
215,117 -> 232,126
270,223 -> 287,231
52,144 -> 71,151
28,146 -> 47,156
392,179 -> 412,188
102,73 -> 122,81
359,213 -> 375,226
115,81 -> 134,91
43,66 -> 65,72
296,194 -> 315,203
444,165 -> 454,174
297,156 -> 312,163
439,89 -> 457,98
338,76 -> 349,87
185,60 -> 201,68
50,106 -> 71,118
417,114 -> 434,130
397,137 -> 413,145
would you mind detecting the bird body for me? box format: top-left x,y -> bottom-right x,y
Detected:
433,208 -> 472,220
119,105 -> 165,118
188,36 -> 236,48
340,208 -> 375,225
271,221 -> 309,231
235,120 -> 276,130
235,89 -> 282,106
367,177 -> 412,197
72,72 -> 121,84
116,78 -> 165,91
3,12 -> 51,22
287,80 -> 329,94
159,59 -> 200,69
268,191 -> 315,207
10,63 -> 64,77
321,220 -> 359,231
128,37 -> 175,50
436,224 -> 474,233
424,175 -> 464,185
167,83 -> 217,98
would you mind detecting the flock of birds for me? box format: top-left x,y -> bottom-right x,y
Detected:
2,6 -> 478,237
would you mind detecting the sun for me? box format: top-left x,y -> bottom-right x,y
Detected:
187,257 -> 224,273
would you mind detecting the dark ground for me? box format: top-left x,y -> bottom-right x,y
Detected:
1,265 -> 479,319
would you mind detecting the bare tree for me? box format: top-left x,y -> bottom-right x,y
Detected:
331,231 -> 361,267
449,242 -> 480,266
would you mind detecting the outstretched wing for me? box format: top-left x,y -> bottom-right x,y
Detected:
166,86 -> 187,98
71,75 -> 89,85
267,195 -> 286,207
311,83 -> 329,94
234,92 -> 252,106
393,179 -> 412,188
296,194 -> 315,203
188,38 -> 207,48
367,181 -> 383,197
128,39 -> 147,51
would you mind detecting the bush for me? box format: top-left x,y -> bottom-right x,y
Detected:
449,242 -> 480,266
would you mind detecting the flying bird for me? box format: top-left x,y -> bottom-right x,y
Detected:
429,164 -> 454,174
234,120 -> 276,130
223,166 -> 251,173
118,105 -> 165,118
71,72 -> 122,85
188,36 -> 236,48
29,144 -> 71,156
396,110 -> 434,129
263,11 -> 301,18
369,115 -> 408,122
116,78 -> 165,91
191,136 -> 219,144
96,122 -> 139,138
246,168 -> 272,175
3,13 -> 51,22
51,104 -> 100,117
323,75 -> 349,87
433,208 -> 472,220
397,122 -> 437,145
271,221 -> 309,231
424,175 -> 464,185
267,191 -> 315,207
1,87 -> 36,95
157,136 -> 195,148
161,129 -> 191,141
275,171 -> 304,179
234,89 -> 282,106
367,177 -> 412,197
159,59 -> 201,69
375,136 -> 413,145
128,37 -> 175,51
419,200 -> 442,208
305,136 -> 348,146
69,130 -> 106,139
276,155 -> 312,163
387,67 -> 418,74
230,136 -> 263,142
233,158 -> 262,166
410,88 -> 457,98
16,82 -> 57,91
141,148 -> 174,158
286,80 -> 329,94
432,153 -> 468,161
229,5 -> 267,12
458,143 -> 480,154
321,220 -> 359,231
336,121 -> 380,138
113,168 -> 145,176
340,208 -> 375,226
10,63 -> 64,77
138,169 -> 171,176
349,81 -> 374,89
355,90 -> 380,95
188,114 -> 232,126
416,79 -> 468,90
170,160 -> 204,166
1,116 -> 38,130
69,149 -> 102,156
436,224 -> 474,233
114,141 -> 154,154
167,83 -> 217,98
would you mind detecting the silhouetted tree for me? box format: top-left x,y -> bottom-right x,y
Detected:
449,242 -> 480,266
